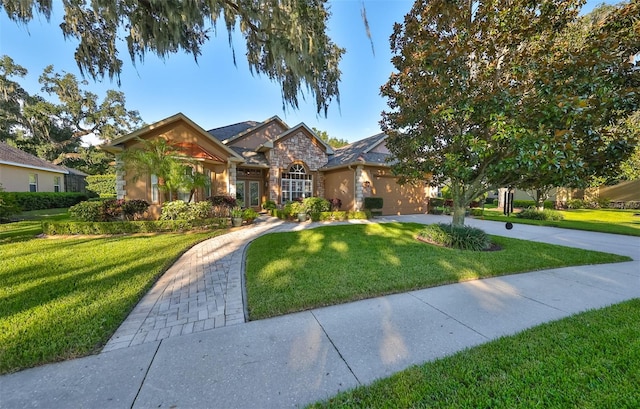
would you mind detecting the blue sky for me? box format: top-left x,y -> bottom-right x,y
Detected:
0,0 -> 613,145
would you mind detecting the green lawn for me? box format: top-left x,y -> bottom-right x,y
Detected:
310,298 -> 640,408
0,229 -> 223,374
475,208 -> 640,236
245,223 -> 629,320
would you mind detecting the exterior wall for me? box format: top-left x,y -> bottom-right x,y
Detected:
0,164 -> 65,192
268,130 -> 329,203
116,119 -> 235,219
230,121 -> 287,150
323,168 -> 355,211
367,167 -> 428,215
596,179 -> 640,202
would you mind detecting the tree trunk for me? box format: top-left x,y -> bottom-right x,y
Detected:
535,189 -> 545,211
451,198 -> 467,227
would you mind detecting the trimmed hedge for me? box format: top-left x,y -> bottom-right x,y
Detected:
516,208 -> 564,221
85,174 -> 116,197
42,218 -> 227,235
512,200 -> 554,209
0,192 -> 89,211
364,197 -> 383,210
272,209 -> 370,221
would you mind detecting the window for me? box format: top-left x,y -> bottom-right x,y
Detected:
281,164 -> 312,202
29,174 -> 38,192
204,169 -> 212,198
150,174 -> 159,203
53,176 -> 61,192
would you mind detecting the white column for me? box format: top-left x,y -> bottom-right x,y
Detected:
354,165 -> 364,211
115,157 -> 126,199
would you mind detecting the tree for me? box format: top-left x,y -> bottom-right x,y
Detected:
0,55 -> 142,173
312,127 -> 349,148
381,0 -> 639,226
0,0 -> 345,115
117,138 -> 205,202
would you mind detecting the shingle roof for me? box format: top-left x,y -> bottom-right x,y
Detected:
0,142 -> 67,173
322,133 -> 391,169
230,147 -> 269,167
207,121 -> 260,142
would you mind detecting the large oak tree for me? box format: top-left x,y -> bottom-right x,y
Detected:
0,0 -> 345,115
381,0 -> 639,226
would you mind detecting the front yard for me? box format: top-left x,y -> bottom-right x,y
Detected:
244,223 -> 629,320
0,229 -> 222,374
475,208 -> 640,236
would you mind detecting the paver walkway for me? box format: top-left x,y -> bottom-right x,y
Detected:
104,216 -> 284,351
104,216 -> 376,351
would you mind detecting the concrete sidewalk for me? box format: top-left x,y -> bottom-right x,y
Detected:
1,216 -> 639,408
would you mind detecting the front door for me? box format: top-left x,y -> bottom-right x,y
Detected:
236,180 -> 260,208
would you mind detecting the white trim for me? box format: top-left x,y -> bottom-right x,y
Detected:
0,160 -> 68,174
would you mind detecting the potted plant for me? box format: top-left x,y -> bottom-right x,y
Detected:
243,208 -> 259,224
231,207 -> 243,227
291,201 -> 307,222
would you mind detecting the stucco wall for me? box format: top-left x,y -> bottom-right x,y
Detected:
230,122 -> 287,150
367,168 -> 428,215
323,168 -> 355,211
0,164 -> 65,192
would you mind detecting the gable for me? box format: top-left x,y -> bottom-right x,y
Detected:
227,119 -> 288,150
104,113 -> 243,163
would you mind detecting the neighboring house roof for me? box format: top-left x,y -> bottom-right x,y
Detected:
322,133 -> 390,170
207,121 -> 260,142
102,112 -> 244,163
0,142 -> 68,174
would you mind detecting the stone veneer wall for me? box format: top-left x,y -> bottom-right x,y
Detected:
268,131 -> 329,203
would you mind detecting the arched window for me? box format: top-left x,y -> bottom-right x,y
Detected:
281,163 -> 312,202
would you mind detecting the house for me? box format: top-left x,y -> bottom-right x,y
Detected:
103,113 -> 432,218
0,141 -> 68,193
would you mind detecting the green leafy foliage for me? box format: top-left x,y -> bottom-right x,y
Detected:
1,0 -> 344,115
0,185 -> 20,221
261,200 -> 277,211
68,201 -> 102,222
7,192 -> 88,211
418,223 -> 491,251
42,219 -> 225,235
302,197 -> 331,214
242,208 -> 259,223
363,197 -> 384,210
85,174 -> 116,197
516,209 -> 564,221
381,0 -> 639,227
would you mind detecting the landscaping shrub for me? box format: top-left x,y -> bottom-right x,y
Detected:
0,187 -> 21,221
261,200 -> 276,211
303,197 -> 330,216
69,201 -> 103,221
85,174 -> 116,198
516,208 -> 564,221
512,200 -> 554,209
160,200 -> 190,220
567,199 -> 585,209
206,195 -> 237,217
317,211 -> 370,221
328,198 -> 342,211
121,199 -> 150,220
429,197 -> 445,207
8,192 -> 88,211
42,218 -> 227,235
364,197 -> 384,210
418,223 -> 490,251
243,208 -> 260,223
470,208 -> 484,217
